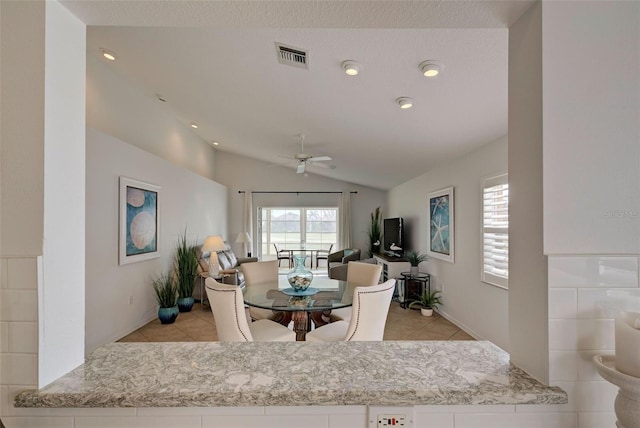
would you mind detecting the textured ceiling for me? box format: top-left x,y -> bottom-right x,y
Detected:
64,1 -> 535,189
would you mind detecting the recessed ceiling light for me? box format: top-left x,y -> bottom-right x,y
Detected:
396,97 -> 414,109
341,60 -> 361,76
212,141 -> 219,146
419,60 -> 443,77
190,123 -> 198,129
101,48 -> 116,61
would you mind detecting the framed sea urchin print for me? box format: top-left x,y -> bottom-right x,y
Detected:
428,186 -> 454,263
119,177 -> 161,265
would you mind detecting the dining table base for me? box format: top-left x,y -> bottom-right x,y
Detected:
276,310 -> 332,341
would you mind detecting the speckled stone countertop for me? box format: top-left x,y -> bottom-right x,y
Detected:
15,341 -> 566,408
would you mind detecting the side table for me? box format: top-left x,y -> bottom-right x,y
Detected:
399,272 -> 430,309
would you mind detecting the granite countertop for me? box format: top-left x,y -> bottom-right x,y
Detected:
15,341 -> 567,408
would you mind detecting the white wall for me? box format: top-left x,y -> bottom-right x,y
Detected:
542,1 -> 640,255
84,53 -> 228,353
387,136 -> 509,351
508,1 -> 548,383
40,0 -> 87,388
214,151 -> 386,258
85,128 -> 227,353
541,2 -> 640,426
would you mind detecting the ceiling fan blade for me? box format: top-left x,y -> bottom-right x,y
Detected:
308,162 -> 336,170
297,162 -> 306,174
308,156 -> 331,162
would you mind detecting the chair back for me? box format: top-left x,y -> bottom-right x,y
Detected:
346,261 -> 382,286
242,260 -> 279,286
344,279 -> 395,341
204,278 -> 253,342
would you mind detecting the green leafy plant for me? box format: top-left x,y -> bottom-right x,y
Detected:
408,289 -> 442,310
175,230 -> 199,298
367,207 -> 382,257
406,250 -> 429,267
152,275 -> 178,308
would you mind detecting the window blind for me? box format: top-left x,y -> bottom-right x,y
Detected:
482,174 -> 508,288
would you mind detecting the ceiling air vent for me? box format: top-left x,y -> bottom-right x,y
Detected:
275,43 -> 308,69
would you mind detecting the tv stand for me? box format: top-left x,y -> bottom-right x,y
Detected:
373,253 -> 410,283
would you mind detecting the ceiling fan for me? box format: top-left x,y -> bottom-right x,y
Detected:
285,134 -> 334,174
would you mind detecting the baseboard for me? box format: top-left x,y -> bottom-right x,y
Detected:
436,308 -> 483,342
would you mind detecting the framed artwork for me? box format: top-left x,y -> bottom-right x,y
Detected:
428,186 -> 454,263
119,177 -> 161,265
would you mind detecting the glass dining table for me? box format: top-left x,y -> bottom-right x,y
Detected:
242,276 -> 356,341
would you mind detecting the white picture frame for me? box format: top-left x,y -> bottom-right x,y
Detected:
119,177 -> 161,265
427,186 -> 454,263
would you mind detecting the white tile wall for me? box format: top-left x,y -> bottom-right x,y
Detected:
453,412 -> 578,428
75,416 -> 202,428
2,416 -> 74,428
549,351 -> 578,381
576,412 -> 617,428
7,259 -> 39,290
548,255 -> 639,428
548,256 -> 638,288
549,289 -> 578,319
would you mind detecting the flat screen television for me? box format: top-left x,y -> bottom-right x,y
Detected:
383,217 -> 404,256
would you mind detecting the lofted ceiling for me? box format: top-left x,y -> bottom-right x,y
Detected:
65,1 -> 536,190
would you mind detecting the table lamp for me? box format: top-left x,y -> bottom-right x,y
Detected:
201,235 -> 227,276
235,231 -> 252,257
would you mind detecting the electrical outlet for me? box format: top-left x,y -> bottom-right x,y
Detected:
368,406 -> 414,428
378,414 -> 406,427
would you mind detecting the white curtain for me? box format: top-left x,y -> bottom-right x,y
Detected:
339,192 -> 352,250
244,191 -> 253,256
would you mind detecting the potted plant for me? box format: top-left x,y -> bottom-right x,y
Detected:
175,230 -> 199,312
152,275 -> 179,324
408,289 -> 442,317
406,250 -> 428,276
367,207 -> 382,257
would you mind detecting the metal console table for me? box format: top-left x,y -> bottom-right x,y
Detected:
399,272 -> 431,308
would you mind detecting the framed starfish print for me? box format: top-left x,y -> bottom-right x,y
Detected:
428,186 -> 454,263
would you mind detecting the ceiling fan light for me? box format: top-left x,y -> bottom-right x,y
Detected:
342,60 -> 360,76
397,97 -> 414,109
419,60 -> 443,77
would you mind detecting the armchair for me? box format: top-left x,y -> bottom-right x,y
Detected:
326,248 -> 361,276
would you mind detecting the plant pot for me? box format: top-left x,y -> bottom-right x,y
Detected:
420,307 -> 433,317
177,296 -> 195,312
158,306 -> 179,324
410,266 -> 419,276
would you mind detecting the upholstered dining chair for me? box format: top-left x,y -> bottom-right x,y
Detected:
273,244 -> 292,268
329,261 -> 383,323
305,279 -> 395,342
241,260 -> 280,321
314,244 -> 334,268
204,278 -> 295,342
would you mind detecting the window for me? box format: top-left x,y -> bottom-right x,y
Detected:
482,173 -> 508,288
259,207 -> 338,257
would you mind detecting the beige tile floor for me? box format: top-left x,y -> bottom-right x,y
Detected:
118,301 -> 474,343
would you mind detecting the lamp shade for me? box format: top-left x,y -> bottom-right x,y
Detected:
235,232 -> 252,243
201,235 -> 226,253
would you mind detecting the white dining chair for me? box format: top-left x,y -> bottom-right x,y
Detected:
205,278 -> 295,342
241,260 -> 280,321
330,261 -> 383,323
305,279 -> 395,342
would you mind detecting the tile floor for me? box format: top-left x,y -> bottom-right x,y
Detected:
118,301 -> 474,343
